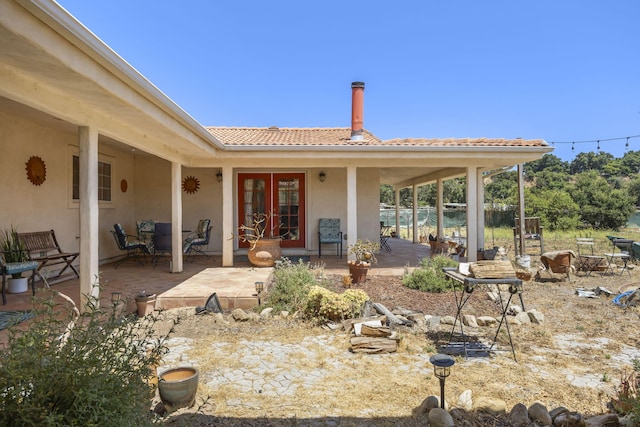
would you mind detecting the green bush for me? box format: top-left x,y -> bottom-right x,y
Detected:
403,255 -> 459,292
0,291 -> 176,427
266,257 -> 318,313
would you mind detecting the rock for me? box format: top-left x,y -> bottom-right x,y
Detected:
211,312 -> 225,323
515,311 -> 531,324
428,407 -> 454,427
462,314 -> 478,327
527,309 -> 545,324
584,413 -> 619,426
260,307 -> 274,318
440,315 -> 456,325
473,396 -> 506,416
476,316 -> 497,326
554,411 -> 585,427
392,307 -> 413,316
528,401 -> 552,426
508,304 -> 523,315
247,312 -> 261,322
509,402 -> 530,426
456,389 -> 473,411
550,406 -> 570,421
406,312 -> 426,328
231,308 -> 250,321
415,395 -> 440,414
507,316 -> 521,325
280,310 -> 290,319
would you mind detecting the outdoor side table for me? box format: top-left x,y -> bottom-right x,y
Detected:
579,255 -> 605,277
442,268 -> 523,361
603,253 -> 631,276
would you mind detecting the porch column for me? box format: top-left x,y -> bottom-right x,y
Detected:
466,167 -> 479,261
171,162 -> 183,273
436,178 -> 444,239
221,165 -> 234,266
78,126 -> 99,310
476,169 -> 485,251
394,189 -> 400,238
346,166 -> 357,260
412,184 -> 419,243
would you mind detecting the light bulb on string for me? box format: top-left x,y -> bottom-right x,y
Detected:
597,140 -> 600,150
626,137 -> 630,151
572,142 -> 575,152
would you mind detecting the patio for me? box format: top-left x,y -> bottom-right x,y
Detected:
1,237 -> 433,316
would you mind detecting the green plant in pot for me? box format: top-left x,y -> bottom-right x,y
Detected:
0,227 -> 30,293
347,239 -> 380,284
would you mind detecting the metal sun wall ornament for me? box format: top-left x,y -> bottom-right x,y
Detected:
26,155 -> 46,186
182,176 -> 200,194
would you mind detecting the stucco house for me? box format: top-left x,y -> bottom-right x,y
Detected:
0,1 -> 552,302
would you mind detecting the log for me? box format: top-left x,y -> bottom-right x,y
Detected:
372,302 -> 407,325
350,337 -> 398,354
343,315 -> 386,333
361,324 -> 392,337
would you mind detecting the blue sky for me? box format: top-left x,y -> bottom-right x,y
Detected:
57,0 -> 639,162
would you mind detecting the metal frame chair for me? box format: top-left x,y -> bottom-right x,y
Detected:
152,222 -> 172,267
575,238 -> 604,276
183,219 -> 212,262
111,224 -> 150,269
318,218 -> 342,258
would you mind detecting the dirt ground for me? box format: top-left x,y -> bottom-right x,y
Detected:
159,262 -> 640,426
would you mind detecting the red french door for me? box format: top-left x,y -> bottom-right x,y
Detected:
238,173 -> 305,248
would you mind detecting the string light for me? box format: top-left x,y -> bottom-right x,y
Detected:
626,137 -> 630,151
551,134 -> 640,146
597,140 -> 600,150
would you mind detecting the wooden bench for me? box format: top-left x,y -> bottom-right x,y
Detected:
17,230 -> 79,287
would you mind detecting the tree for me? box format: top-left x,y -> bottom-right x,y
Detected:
524,188 -> 579,231
569,171 -> 635,229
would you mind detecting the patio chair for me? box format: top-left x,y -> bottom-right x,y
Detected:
111,224 -> 151,269
575,238 -> 604,276
152,222 -> 172,267
183,219 -> 212,262
318,218 -> 342,258
513,217 -> 544,256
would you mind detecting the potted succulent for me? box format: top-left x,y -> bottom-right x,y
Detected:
236,211 -> 285,267
0,227 -> 30,293
347,239 -> 380,284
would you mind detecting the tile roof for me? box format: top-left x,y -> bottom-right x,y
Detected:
205,126 -> 547,148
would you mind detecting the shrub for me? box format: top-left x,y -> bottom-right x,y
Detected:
0,290 -> 176,427
403,255 -> 459,292
303,286 -> 369,324
266,257 -> 318,313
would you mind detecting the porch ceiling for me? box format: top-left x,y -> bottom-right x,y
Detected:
0,1 -> 222,164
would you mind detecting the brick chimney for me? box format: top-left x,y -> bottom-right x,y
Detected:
350,81 -> 365,141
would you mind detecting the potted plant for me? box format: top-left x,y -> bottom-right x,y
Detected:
0,227 -> 30,293
135,289 -> 156,317
236,211 -> 284,267
347,239 -> 380,284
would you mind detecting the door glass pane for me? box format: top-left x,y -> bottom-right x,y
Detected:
243,178 -> 266,239
277,178 -> 300,241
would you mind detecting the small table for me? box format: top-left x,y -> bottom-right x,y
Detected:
603,253 -> 631,276
578,255 -> 605,277
442,268 -> 523,361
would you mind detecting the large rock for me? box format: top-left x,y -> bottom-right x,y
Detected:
528,401 -> 552,426
515,311 -> 532,324
584,413 -> 620,426
473,396 -> 506,416
231,308 -> 250,321
509,402 -> 530,426
477,316 -> 497,326
456,389 -> 473,411
462,314 -> 478,327
428,407 -> 454,427
554,411 -> 585,427
527,309 -> 545,324
440,315 -> 456,325
415,395 -> 440,415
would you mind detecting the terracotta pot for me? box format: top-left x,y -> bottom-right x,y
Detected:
135,294 -> 156,317
247,238 -> 282,267
349,262 -> 370,284
158,366 -> 199,412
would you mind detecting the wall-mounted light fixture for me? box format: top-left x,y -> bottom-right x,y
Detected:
216,170 -> 223,183
319,171 -> 326,182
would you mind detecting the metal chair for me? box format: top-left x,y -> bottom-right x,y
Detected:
183,219 -> 212,261
575,238 -> 604,276
111,224 -> 150,269
318,218 -> 342,258
152,222 -> 172,267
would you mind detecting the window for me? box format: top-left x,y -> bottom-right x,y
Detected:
72,155 -> 112,201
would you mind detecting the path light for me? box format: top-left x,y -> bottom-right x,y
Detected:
111,292 -> 122,307
430,353 -> 455,409
255,281 -> 264,304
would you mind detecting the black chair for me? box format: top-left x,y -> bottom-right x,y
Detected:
152,222 -> 172,267
111,223 -> 150,269
318,218 -> 342,258
183,219 -> 212,262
